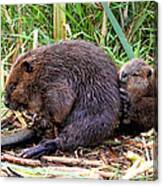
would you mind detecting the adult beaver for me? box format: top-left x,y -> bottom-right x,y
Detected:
118,58 -> 157,133
2,40 -> 121,158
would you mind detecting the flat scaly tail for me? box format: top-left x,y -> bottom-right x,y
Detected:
1,128 -> 35,148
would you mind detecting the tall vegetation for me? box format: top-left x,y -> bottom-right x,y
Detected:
53,4 -> 66,41
1,2 -> 157,65
0,2 -> 157,115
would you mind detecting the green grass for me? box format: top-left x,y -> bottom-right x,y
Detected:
102,2 -> 134,60
0,2 -> 157,180
0,1 -> 157,116
1,2 -> 157,64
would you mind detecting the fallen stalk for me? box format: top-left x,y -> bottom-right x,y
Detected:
1,154 -> 41,167
42,155 -> 104,167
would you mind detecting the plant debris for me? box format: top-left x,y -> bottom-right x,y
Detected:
1,110 -> 158,180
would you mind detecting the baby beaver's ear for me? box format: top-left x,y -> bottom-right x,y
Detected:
21,61 -> 33,73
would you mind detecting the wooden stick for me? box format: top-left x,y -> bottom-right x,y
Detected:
42,155 -> 103,167
98,171 -> 116,179
1,154 -> 41,167
1,154 -> 117,179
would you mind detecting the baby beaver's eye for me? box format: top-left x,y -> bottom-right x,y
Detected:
147,69 -> 153,79
119,71 -> 128,83
121,71 -> 127,79
21,61 -> 33,73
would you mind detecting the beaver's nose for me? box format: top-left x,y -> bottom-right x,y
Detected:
4,93 -> 11,108
4,98 -> 10,108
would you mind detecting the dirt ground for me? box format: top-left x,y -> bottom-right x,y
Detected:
1,110 -> 158,180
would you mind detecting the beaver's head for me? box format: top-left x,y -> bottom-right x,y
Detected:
4,50 -> 44,112
119,58 -> 155,97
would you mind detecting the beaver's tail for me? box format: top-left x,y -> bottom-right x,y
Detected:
1,128 -> 35,148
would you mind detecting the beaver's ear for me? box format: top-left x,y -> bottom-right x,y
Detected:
21,61 -> 33,73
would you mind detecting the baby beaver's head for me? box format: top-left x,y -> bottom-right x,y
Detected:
4,49 -> 44,112
119,58 -> 156,98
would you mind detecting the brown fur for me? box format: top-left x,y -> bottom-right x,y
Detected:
3,40 -> 121,158
118,58 -> 157,132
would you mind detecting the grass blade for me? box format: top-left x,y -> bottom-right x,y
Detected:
53,4 -> 66,41
102,2 -> 134,59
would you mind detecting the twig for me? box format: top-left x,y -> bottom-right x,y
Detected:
98,171 -> 116,179
14,111 -> 27,128
142,136 -> 151,161
1,154 -> 41,167
122,160 -> 154,179
1,111 -> 15,129
42,155 -> 103,167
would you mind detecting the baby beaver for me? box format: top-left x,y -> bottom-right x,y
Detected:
118,58 -> 157,133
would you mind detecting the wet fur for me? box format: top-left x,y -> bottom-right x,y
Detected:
3,40 -> 121,157
118,59 -> 157,133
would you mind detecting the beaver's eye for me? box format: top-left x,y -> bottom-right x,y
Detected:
121,71 -> 127,79
119,71 -> 128,83
147,69 -> 153,79
21,61 -> 33,73
7,83 -> 17,93
120,71 -> 128,80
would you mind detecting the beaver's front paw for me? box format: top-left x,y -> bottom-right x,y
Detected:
20,144 -> 47,159
119,88 -> 131,124
20,139 -> 58,159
